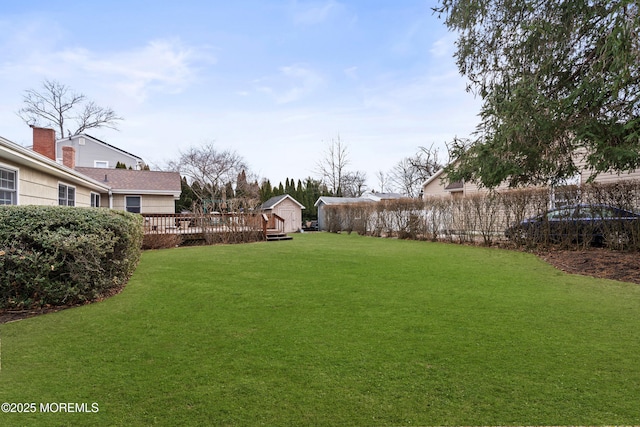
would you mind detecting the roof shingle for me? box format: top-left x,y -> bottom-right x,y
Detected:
75,167 -> 181,194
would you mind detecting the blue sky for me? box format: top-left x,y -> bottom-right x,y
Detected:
0,0 -> 480,190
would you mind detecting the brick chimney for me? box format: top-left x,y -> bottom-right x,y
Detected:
62,146 -> 76,169
31,126 -> 56,160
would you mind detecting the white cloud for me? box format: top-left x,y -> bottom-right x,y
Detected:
84,39 -> 214,102
344,66 -> 358,80
430,33 -> 457,58
254,64 -> 325,104
0,32 -> 211,103
391,19 -> 426,55
290,0 -> 345,25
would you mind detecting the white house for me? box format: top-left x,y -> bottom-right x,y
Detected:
1,127 -> 180,213
0,133 -> 109,207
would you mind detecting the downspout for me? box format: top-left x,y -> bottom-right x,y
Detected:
104,173 -> 113,209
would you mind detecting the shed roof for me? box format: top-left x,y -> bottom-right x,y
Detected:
259,194 -> 305,210
372,192 -> 404,200
314,196 -> 375,207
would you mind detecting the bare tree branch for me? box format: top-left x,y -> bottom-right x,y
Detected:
174,143 -> 248,210
390,145 -> 444,197
17,79 -> 123,138
376,170 -> 389,193
314,136 -> 350,195
342,170 -> 368,197
75,101 -> 122,134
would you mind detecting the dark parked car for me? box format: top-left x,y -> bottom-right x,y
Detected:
505,204 -> 640,246
302,220 -> 318,231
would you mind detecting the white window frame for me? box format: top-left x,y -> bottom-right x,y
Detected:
91,192 -> 101,208
0,164 -> 18,205
125,195 -> 141,213
94,160 -> 109,168
58,183 -> 76,206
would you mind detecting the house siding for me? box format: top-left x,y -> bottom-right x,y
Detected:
272,198 -> 302,233
1,158 -> 95,207
423,151 -> 640,198
57,136 -> 142,169
574,149 -> 640,185
316,200 -> 328,231
111,194 -> 175,214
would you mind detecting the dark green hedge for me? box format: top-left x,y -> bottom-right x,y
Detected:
0,206 -> 143,309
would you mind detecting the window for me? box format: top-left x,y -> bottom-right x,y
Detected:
58,184 -> 76,206
0,167 -> 17,205
94,160 -> 109,168
546,208 -> 573,220
91,192 -> 101,208
125,196 -> 141,213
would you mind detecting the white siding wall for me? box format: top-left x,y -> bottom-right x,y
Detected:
273,199 -> 302,233
111,194 -> 176,214
2,158 -> 95,207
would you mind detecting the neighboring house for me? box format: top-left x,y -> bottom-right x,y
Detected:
423,151 -> 640,199
54,133 -> 146,169
0,133 -> 109,207
0,126 -> 181,213
314,193 -> 404,231
258,194 -> 305,233
422,168 -> 488,199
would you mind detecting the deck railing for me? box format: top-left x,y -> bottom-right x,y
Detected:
265,213 -> 285,234
142,212 -> 281,240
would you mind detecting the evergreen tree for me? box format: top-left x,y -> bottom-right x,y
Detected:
175,177 -> 196,212
260,179 -> 274,202
437,0 -> 640,188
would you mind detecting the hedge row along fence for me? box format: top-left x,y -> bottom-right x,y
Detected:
0,206 -> 144,309
323,180 -> 640,251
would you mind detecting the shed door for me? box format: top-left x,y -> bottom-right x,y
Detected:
280,207 -> 297,233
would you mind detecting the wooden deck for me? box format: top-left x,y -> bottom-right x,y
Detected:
142,212 -> 290,242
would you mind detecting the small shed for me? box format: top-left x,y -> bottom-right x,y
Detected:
314,193 -> 404,231
314,196 -> 369,231
259,194 -> 305,233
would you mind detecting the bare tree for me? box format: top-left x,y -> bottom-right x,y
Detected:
171,143 -> 248,210
390,145 -> 444,197
376,170 -> 389,193
390,158 -> 423,197
408,144 -> 444,181
17,79 -> 123,138
315,136 -> 350,196
342,171 -> 368,197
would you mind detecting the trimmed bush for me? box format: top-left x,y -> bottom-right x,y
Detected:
142,233 -> 183,250
0,206 -> 143,309
323,180 -> 640,251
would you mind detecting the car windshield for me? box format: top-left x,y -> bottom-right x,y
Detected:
574,206 -> 603,219
575,206 -> 635,219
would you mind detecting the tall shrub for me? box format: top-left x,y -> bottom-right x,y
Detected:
0,206 -> 143,309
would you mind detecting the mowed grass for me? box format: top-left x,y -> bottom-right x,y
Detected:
2,233 -> 640,426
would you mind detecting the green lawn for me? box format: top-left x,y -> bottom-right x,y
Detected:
2,233 -> 640,426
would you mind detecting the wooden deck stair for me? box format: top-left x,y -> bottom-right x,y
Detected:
266,228 -> 293,241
